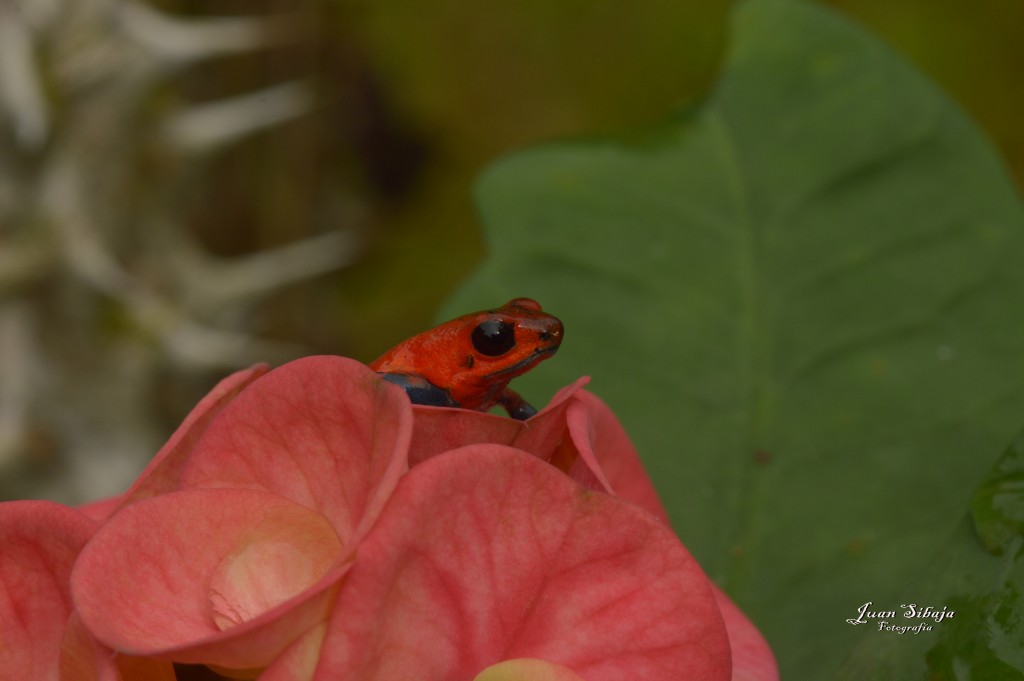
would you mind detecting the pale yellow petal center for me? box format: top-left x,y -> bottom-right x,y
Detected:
474,658 -> 587,681
208,504 -> 342,630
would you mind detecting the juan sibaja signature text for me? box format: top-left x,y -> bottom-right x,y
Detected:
846,602 -> 954,634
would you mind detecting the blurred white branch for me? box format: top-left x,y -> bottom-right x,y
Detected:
0,0 -> 363,500
173,229 -> 362,313
11,0 -> 61,29
42,152 -> 139,297
118,2 -> 303,63
0,3 -> 50,148
164,80 -> 314,153
42,148 -> 355,368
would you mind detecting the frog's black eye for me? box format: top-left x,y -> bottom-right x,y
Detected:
471,319 -> 516,356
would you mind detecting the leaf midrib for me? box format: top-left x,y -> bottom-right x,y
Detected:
707,110 -> 774,594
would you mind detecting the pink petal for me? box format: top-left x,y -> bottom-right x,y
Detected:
0,501 -> 97,680
407,407 -> 520,465
511,377 -> 591,456
564,393 -> 777,679
711,585 -> 779,681
564,390 -> 670,523
71,488 -> 345,670
473,659 -> 586,681
60,612 -> 176,681
77,495 -> 123,522
181,356 -> 412,547
259,622 -> 328,681
312,446 -> 731,681
408,376 -> 590,465
118,364 -> 269,509
60,612 -> 119,681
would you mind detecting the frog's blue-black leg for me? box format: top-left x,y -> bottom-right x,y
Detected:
378,373 -> 459,408
379,373 -> 536,420
498,388 -> 537,421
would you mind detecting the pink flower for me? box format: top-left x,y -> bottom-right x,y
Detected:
558,391 -> 778,681
0,500 -> 175,680
71,357 -> 411,671
274,445 -> 733,680
2,353 -> 776,680
402,385 -> 778,681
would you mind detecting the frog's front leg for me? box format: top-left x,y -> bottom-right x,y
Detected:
497,387 -> 537,420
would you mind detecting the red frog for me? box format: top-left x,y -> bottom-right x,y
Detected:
370,298 -> 563,420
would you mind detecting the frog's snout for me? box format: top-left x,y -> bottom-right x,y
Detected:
536,318 -> 564,349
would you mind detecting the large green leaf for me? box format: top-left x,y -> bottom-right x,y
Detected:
442,0 -> 1024,676
835,431 -> 1024,680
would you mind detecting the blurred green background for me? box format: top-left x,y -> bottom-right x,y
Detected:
329,0 -> 1024,360
161,0 -> 1024,360
0,0 -> 1021,517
